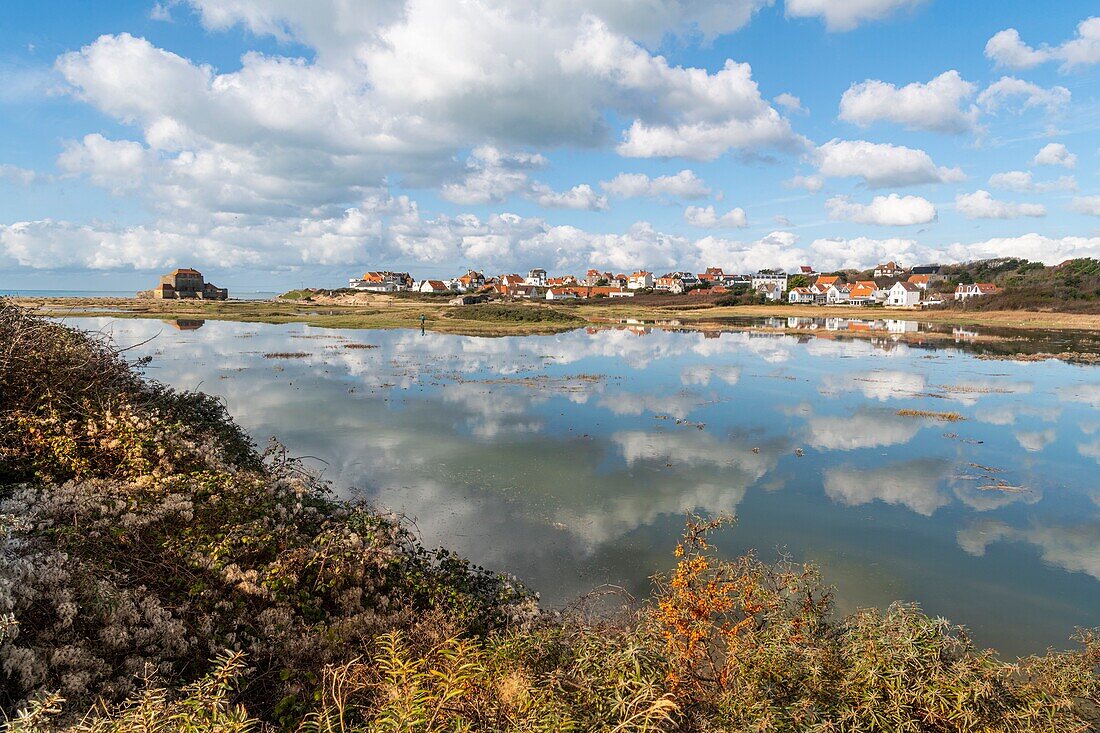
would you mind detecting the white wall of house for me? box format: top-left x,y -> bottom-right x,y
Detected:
887,282 -> 920,306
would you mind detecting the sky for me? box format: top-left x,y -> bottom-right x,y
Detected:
1,0 -> 1100,291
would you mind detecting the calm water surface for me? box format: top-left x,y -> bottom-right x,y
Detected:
69,317 -> 1100,656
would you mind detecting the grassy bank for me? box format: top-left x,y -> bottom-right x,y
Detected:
11,294 -> 1100,335
1,301 -> 1098,731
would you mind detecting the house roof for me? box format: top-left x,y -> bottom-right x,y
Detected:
800,265 -> 815,273
170,268 -> 202,276
816,275 -> 840,287
908,274 -> 930,284
849,284 -> 876,298
894,281 -> 921,292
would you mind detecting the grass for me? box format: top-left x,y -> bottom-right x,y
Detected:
262,351 -> 311,359
443,303 -> 586,325
897,408 -> 966,421
2,300 -> 1099,730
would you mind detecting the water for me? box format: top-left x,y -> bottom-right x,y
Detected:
68,317 -> 1100,656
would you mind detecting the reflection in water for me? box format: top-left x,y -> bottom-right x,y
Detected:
75,317 -> 1100,656
165,319 -> 205,330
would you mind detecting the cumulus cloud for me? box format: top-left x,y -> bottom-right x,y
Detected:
985,17 -> 1100,72
955,190 -> 1046,220
815,139 -> 965,188
839,70 -> 977,134
942,234 -> 1100,265
808,235 -> 923,270
988,170 -> 1076,193
825,193 -> 937,226
0,164 -> 40,186
1032,142 -> 1077,168
529,183 -> 608,211
785,0 -> 929,32
1071,196 -> 1100,217
787,174 -> 825,192
684,205 -> 748,229
977,77 -> 1070,116
773,92 -> 806,113
560,19 -> 806,160
600,170 -> 710,199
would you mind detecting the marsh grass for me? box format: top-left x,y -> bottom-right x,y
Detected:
897,408 -> 966,421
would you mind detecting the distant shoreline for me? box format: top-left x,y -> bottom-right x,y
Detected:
7,293 -> 1100,337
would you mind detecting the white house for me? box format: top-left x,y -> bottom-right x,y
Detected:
751,272 -> 788,291
788,287 -> 815,304
826,283 -> 851,305
545,288 -> 578,300
525,268 -> 548,287
628,271 -> 654,289
874,261 -> 904,278
954,283 -> 1000,301
418,279 -> 450,293
886,281 -> 921,307
756,282 -> 783,301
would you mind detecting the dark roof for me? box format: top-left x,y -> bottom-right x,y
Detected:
910,265 -> 942,275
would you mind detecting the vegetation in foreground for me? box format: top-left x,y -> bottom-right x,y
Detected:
1,301 -> 1098,731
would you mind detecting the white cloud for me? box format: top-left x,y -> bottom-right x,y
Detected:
1032,142 -> 1077,168
988,170 -> 1076,193
826,193 -> 936,226
943,234 -> 1100,264
1071,196 -> 1100,217
815,139 -> 965,188
601,170 -> 710,199
773,92 -> 806,113
985,17 -> 1100,72
785,0 -> 929,32
808,235 -> 922,270
560,19 -> 806,160
977,77 -> 1070,116
0,164 -> 39,185
984,29 -> 1048,70
787,174 -> 825,192
839,70 -> 977,134
684,205 -> 748,229
955,190 -> 1046,220
529,183 -> 608,211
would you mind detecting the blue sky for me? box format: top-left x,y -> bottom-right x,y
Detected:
1,0 -> 1099,290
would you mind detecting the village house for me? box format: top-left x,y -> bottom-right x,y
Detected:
847,281 -> 878,306
798,265 -> 818,279
826,282 -> 851,305
751,271 -> 789,291
628,271 -> 654,289
906,274 -> 932,290
886,281 -> 921,307
545,288 -> 578,300
153,268 -> 228,300
788,286 -> 815,304
756,282 -> 784,301
910,265 -> 944,284
874,261 -> 904,278
525,268 -> 548,287
417,279 -> 451,294
954,283 -> 1001,301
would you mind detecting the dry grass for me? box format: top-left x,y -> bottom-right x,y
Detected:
897,408 -> 966,421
